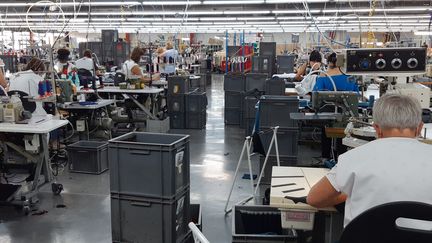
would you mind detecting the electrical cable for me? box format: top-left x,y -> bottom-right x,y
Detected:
380,0 -> 398,46
60,119 -> 75,143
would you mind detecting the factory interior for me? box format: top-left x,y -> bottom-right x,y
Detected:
1,0 -> 432,243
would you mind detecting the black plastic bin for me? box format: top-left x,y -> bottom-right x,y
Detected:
232,205 -> 296,243
168,94 -> 186,113
168,76 -> 189,95
259,96 -> 299,128
225,91 -> 245,109
109,132 -> 190,199
259,127 -> 299,157
170,112 -> 186,129
111,188 -> 190,243
67,141 -> 109,174
185,92 -> 207,113
224,74 -> 245,92
245,73 -> 268,92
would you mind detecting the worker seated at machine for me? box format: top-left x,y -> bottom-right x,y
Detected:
75,49 -> 101,89
0,57 -> 48,117
55,48 -> 75,77
122,47 -> 160,86
158,42 -> 178,77
310,53 -> 359,161
294,50 -> 323,95
0,68 -> 7,95
307,94 -> 432,228
313,53 -> 359,92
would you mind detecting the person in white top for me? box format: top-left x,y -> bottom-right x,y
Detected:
294,50 -> 322,96
122,47 -> 159,85
75,49 -> 98,75
55,48 -> 74,76
3,57 -> 47,116
159,42 -> 178,75
307,94 -> 432,227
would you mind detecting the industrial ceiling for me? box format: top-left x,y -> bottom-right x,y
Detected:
0,0 -> 431,33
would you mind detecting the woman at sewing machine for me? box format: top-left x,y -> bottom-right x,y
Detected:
313,52 -> 359,92
55,48 -> 75,77
122,47 -> 160,85
294,50 -> 323,95
313,53 -> 359,162
0,57 -> 48,117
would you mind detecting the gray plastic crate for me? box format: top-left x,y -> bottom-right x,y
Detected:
259,156 -> 298,184
259,42 -> 276,57
190,75 -> 206,91
225,108 -> 241,125
170,112 -> 186,129
245,73 -> 268,92
186,111 -> 207,129
109,132 -> 190,199
168,94 -> 186,113
225,91 -> 244,109
232,205 -> 296,243
244,118 -> 256,137
67,141 -> 108,174
265,78 -> 286,96
111,188 -> 190,243
244,96 -> 259,119
259,127 -> 299,157
185,92 -> 207,113
168,76 -> 189,95
259,96 -> 299,128
224,74 -> 245,92
277,55 -> 295,74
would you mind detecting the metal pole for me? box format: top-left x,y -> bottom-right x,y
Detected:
225,30 -> 229,74
224,137 -> 248,213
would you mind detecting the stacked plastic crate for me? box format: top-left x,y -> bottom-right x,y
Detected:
185,91 -> 208,129
109,132 -> 191,243
168,76 -> 189,129
258,96 -> 300,184
224,74 -> 245,125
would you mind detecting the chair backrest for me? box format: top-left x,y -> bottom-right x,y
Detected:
340,201 -> 432,243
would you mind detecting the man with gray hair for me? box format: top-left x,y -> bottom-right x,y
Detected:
306,94 -> 432,227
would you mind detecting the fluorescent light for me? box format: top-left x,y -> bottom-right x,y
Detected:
203,0 -> 264,4
224,10 -> 271,14
414,31 -> 432,36
238,17 -> 275,20
200,17 -> 237,21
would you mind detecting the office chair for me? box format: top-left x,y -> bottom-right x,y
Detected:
340,201 -> 432,243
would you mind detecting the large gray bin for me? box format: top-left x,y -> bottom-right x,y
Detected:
109,132 -> 190,199
111,188 -> 190,243
225,91 -> 245,109
259,127 -> 299,157
232,205 -> 296,243
224,74 -> 245,92
67,141 -> 108,174
259,96 -> 299,128
245,73 -> 268,92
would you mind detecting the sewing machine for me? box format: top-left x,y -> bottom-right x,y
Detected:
311,91 -> 359,118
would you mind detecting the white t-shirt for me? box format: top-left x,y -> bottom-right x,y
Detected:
161,49 -> 178,74
8,70 -> 46,115
295,75 -> 317,95
55,62 -> 74,75
326,137 -> 432,227
75,57 -> 95,73
122,60 -> 142,80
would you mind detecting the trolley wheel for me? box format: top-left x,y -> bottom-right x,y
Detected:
51,183 -> 63,195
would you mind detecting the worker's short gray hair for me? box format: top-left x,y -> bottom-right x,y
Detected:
373,94 -> 422,130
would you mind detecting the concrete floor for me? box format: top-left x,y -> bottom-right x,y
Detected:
0,74 -> 319,243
